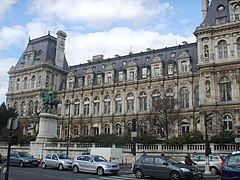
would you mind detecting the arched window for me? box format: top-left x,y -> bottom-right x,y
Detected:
139,91 -> 147,112
127,122 -> 132,134
23,77 -> 28,89
194,86 -> 199,108
127,93 -> 134,113
83,98 -> 90,115
115,95 -> 122,113
93,97 -> 100,115
180,87 -> 189,108
21,101 -> 27,116
219,76 -> 232,101
16,78 -> 21,90
64,124 -> 68,137
74,99 -> 80,116
196,118 -> 201,131
223,114 -> 233,131
83,125 -> 89,135
73,124 -> 79,136
31,75 -> 36,88
28,100 -> 34,116
116,123 -> 122,135
104,95 -> 111,114
237,37 -> 240,57
57,101 -> 62,116
181,119 -> 189,134
218,40 -> 228,59
152,90 -> 160,106
93,123 -> 99,135
65,99 -> 71,116
140,122 -> 147,135
104,124 -> 110,134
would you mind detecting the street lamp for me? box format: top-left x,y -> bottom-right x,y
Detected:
66,101 -> 71,156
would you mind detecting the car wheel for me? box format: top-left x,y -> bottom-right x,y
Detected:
210,167 -> 218,175
73,165 -> 79,173
97,167 -> 104,176
19,161 -> 24,167
58,164 -> 64,170
41,162 -> 47,169
170,171 -> 180,180
135,169 -> 144,179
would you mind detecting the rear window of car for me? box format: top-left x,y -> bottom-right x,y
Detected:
227,155 -> 240,168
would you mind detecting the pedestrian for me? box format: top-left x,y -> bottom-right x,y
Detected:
184,154 -> 196,166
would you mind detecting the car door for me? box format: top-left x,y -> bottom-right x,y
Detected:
154,157 -> 170,178
44,154 -> 53,167
51,154 -> 59,168
10,152 -> 19,166
81,155 -> 93,172
139,157 -> 155,177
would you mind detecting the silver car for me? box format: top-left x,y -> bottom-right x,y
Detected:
41,153 -> 73,170
72,154 -> 120,175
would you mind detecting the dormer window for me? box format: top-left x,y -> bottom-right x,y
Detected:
234,4 -> 240,20
142,67 -> 147,78
96,74 -> 102,85
118,71 -> 123,82
216,17 -> 226,24
168,64 -> 174,75
107,72 -> 112,83
181,61 -> 188,72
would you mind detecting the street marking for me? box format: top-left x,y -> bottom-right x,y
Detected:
16,170 -> 34,175
44,174 -> 71,180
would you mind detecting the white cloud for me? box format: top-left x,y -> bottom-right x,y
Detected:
30,0 -> 172,28
0,0 -> 16,20
0,58 -> 17,103
66,27 -> 196,65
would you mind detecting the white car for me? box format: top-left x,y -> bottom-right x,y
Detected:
41,153 -> 73,170
72,154 -> 120,175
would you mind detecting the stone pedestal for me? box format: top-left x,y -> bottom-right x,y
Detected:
36,113 -> 59,142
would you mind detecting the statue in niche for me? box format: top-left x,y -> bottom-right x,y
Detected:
40,89 -> 59,113
204,45 -> 209,58
206,81 -> 211,98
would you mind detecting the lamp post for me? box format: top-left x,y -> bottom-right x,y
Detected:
66,101 -> 71,156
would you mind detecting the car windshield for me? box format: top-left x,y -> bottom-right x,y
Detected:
165,156 -> 181,165
18,152 -> 32,157
93,155 -> 107,162
57,154 -> 71,159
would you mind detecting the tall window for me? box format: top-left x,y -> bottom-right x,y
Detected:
127,122 -> 132,134
218,40 -> 228,59
234,4 -> 240,20
93,96 -> 100,115
142,67 -> 147,78
129,70 -> 134,80
165,88 -> 174,108
194,86 -> 199,108
73,124 -> 79,136
83,125 -> 88,135
237,38 -> 240,57
118,71 -> 123,82
93,123 -> 99,135
87,75 -> 92,86
28,100 -> 34,116
115,95 -> 122,113
104,95 -> 111,114
104,124 -> 110,134
223,114 -> 233,131
152,90 -> 160,109
23,77 -> 28,89
154,65 -> 160,77
31,75 -> 36,88
107,72 -> 112,83
168,64 -> 174,75
64,124 -> 68,137
16,78 -> 20,90
140,122 -> 147,135
21,101 -> 27,116
220,76 -> 232,101
116,123 -> 122,135
127,93 -> 134,113
180,87 -> 189,108
83,98 -> 90,115
96,74 -> 102,85
181,61 -> 188,72
139,91 -> 147,112
181,120 -> 190,134
65,99 -> 71,116
74,99 -> 80,116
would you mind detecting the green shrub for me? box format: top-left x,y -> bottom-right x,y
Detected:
167,131 -> 204,145
210,131 -> 236,144
18,135 -> 36,145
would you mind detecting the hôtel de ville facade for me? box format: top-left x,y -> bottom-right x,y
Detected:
5,0 -> 240,140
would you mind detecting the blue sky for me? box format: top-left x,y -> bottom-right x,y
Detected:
0,0 -> 203,103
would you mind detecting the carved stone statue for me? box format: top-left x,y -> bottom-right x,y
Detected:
40,89 -> 59,113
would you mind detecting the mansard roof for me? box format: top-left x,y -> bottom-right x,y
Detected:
14,32 -> 69,71
70,42 -> 198,77
203,0 -> 230,26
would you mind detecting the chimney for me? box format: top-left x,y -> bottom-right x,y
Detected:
55,30 -> 67,68
202,0 -> 209,20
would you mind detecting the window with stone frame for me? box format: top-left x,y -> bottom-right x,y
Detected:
31,75 -> 36,88
96,74 -> 102,85
223,114 -> 233,131
21,101 -> 27,116
127,93 -> 134,113
116,123 -> 122,135
115,94 -> 122,113
107,72 -> 112,83
142,67 -> 147,78
180,87 -> 189,108
140,122 -> 147,135
16,78 -> 20,90
168,64 -> 174,75
104,124 -> 110,134
74,99 -> 80,116
127,122 -> 132,134
83,98 -> 90,115
236,37 -> 240,57
65,99 -> 71,116
234,4 -> 240,20
28,100 -> 34,116
139,91 -> 147,112
181,61 -> 188,72
87,75 -> 93,86
83,125 -> 88,135
220,76 -> 232,101
93,123 -> 99,135
154,65 -> 161,77
104,95 -> 111,114
64,124 -> 68,137
73,124 -> 79,135
152,90 -> 160,109
23,77 -> 28,89
93,96 -> 100,115
194,86 -> 199,108
218,40 -> 228,59
118,71 -> 124,82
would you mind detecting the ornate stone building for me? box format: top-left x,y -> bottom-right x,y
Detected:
6,0 -> 240,139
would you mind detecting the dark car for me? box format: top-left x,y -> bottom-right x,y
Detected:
221,153 -> 240,180
3,151 -> 40,167
133,155 -> 198,180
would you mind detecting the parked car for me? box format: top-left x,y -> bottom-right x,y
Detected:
2,151 -> 40,167
133,155 -> 198,180
72,154 -> 120,175
41,153 -> 73,170
190,154 -> 226,175
221,152 -> 240,180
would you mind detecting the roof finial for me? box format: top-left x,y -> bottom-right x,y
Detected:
48,30 -> 50,35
